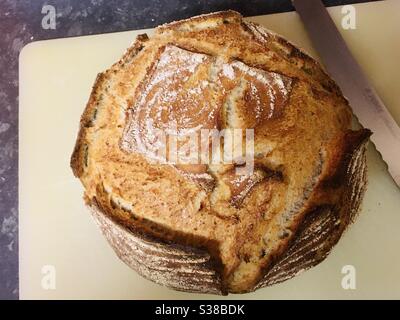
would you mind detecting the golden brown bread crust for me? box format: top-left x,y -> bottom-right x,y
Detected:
71,11 -> 371,294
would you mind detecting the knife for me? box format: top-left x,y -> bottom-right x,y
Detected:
292,0 -> 400,188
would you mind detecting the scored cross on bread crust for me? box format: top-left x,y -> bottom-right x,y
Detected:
71,11 -> 371,294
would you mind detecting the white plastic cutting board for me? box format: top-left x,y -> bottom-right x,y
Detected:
19,0 -> 400,299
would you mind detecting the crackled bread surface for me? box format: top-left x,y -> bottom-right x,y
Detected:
71,11 -> 371,294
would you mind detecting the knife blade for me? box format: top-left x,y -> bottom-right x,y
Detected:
292,0 -> 400,188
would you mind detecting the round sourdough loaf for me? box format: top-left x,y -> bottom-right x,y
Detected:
71,11 -> 371,294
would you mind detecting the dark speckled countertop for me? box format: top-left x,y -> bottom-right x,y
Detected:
0,0 -> 374,299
